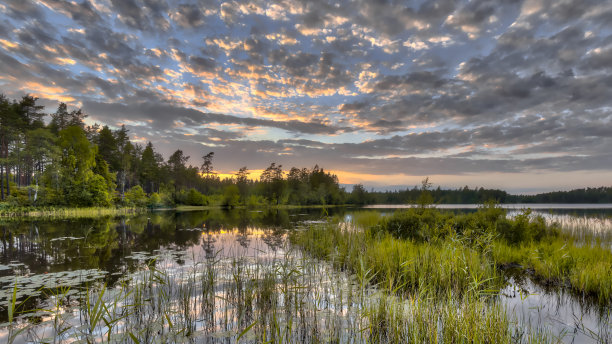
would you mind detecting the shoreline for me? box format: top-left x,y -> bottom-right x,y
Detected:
2,202 -> 611,219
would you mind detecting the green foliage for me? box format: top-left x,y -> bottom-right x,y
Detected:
87,174 -> 113,206
125,185 -> 147,207
222,184 -> 240,208
349,184 -> 371,205
147,192 -> 162,208
180,188 -> 206,206
291,222 -> 501,298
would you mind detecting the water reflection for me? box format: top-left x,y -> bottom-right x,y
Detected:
1,206 -> 611,343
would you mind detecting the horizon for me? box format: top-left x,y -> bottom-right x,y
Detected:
1,0 -> 611,192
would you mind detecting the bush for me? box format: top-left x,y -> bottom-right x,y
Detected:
147,192 -> 162,208
88,174 -> 112,206
222,185 -> 240,208
125,185 -> 147,207
184,188 -> 206,206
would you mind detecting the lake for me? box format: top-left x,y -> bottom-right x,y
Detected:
1,205 -> 611,343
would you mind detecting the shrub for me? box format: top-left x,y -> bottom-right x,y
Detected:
185,188 -> 206,206
125,185 -> 147,207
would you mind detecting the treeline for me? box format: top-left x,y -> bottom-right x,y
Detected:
352,185 -> 612,204
350,185 -> 511,205
2,94 -> 609,208
0,94 -> 344,208
510,187 -> 612,204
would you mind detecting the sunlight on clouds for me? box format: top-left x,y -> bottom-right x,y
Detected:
164,69 -> 182,79
56,57 -> 76,65
265,33 -> 298,45
265,4 -> 288,21
403,39 -> 429,51
205,37 -> 242,54
0,39 -> 18,49
67,28 -> 85,34
21,82 -> 75,102
355,70 -> 377,93
295,24 -> 329,36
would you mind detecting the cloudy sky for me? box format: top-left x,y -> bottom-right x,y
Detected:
1,0 -> 611,193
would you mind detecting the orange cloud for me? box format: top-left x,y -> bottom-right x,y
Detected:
21,82 -> 75,103
0,39 -> 18,49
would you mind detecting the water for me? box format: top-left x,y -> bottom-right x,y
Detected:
1,206 -> 611,342
366,204 -> 612,242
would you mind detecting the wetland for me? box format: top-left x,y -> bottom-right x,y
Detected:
1,205 -> 612,343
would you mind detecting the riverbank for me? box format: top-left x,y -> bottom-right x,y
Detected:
0,204 -> 347,219
0,206 -> 142,219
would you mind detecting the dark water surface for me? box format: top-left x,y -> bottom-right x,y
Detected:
1,206 -> 611,342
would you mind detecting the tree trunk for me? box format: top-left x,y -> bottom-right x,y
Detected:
4,141 -> 9,197
5,163 -> 9,197
0,165 -> 4,200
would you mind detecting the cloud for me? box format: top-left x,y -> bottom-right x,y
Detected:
1,0 -> 611,190
83,101 -> 348,135
170,3 -> 206,28
39,0 -> 102,25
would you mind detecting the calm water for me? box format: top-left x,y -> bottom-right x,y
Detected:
1,206 -> 612,342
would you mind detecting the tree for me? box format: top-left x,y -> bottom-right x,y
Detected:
50,103 -> 87,133
260,163 -> 285,204
139,142 -> 164,193
125,185 -> 147,207
222,184 -> 240,208
201,151 -> 215,194
417,177 -> 434,208
24,128 -> 58,203
350,184 -> 368,205
115,125 -> 133,199
201,152 -> 214,177
0,94 -> 16,199
235,166 -> 250,201
96,125 -> 120,172
55,126 -> 103,205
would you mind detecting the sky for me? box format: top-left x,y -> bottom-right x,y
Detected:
0,0 -> 611,193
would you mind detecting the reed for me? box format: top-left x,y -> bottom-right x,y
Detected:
0,206 -> 141,219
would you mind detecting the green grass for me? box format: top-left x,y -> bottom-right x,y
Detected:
492,238 -> 612,303
340,204 -> 612,305
0,206 -> 142,219
290,223 -> 501,297
3,204 -> 609,343
1,235 -> 555,343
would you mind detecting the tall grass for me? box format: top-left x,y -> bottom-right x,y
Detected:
2,205 -> 610,343
2,238 -> 555,343
492,238 -> 612,303
346,204 -> 612,305
0,206 -> 141,219
290,223 -> 501,297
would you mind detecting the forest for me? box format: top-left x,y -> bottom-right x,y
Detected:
0,94 -> 345,208
358,186 -> 612,205
1,94 -> 609,209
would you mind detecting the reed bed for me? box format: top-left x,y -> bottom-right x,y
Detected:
2,204 -> 612,343
0,206 -> 142,219
2,231 -> 554,344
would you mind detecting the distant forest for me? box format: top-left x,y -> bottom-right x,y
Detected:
0,94 -> 610,208
359,186 -> 612,205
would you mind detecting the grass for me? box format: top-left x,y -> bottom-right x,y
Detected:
492,238 -> 612,303
290,222 -> 501,298
1,232 -> 556,343
0,206 -> 141,219
2,204 -> 611,343
342,204 -> 612,305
